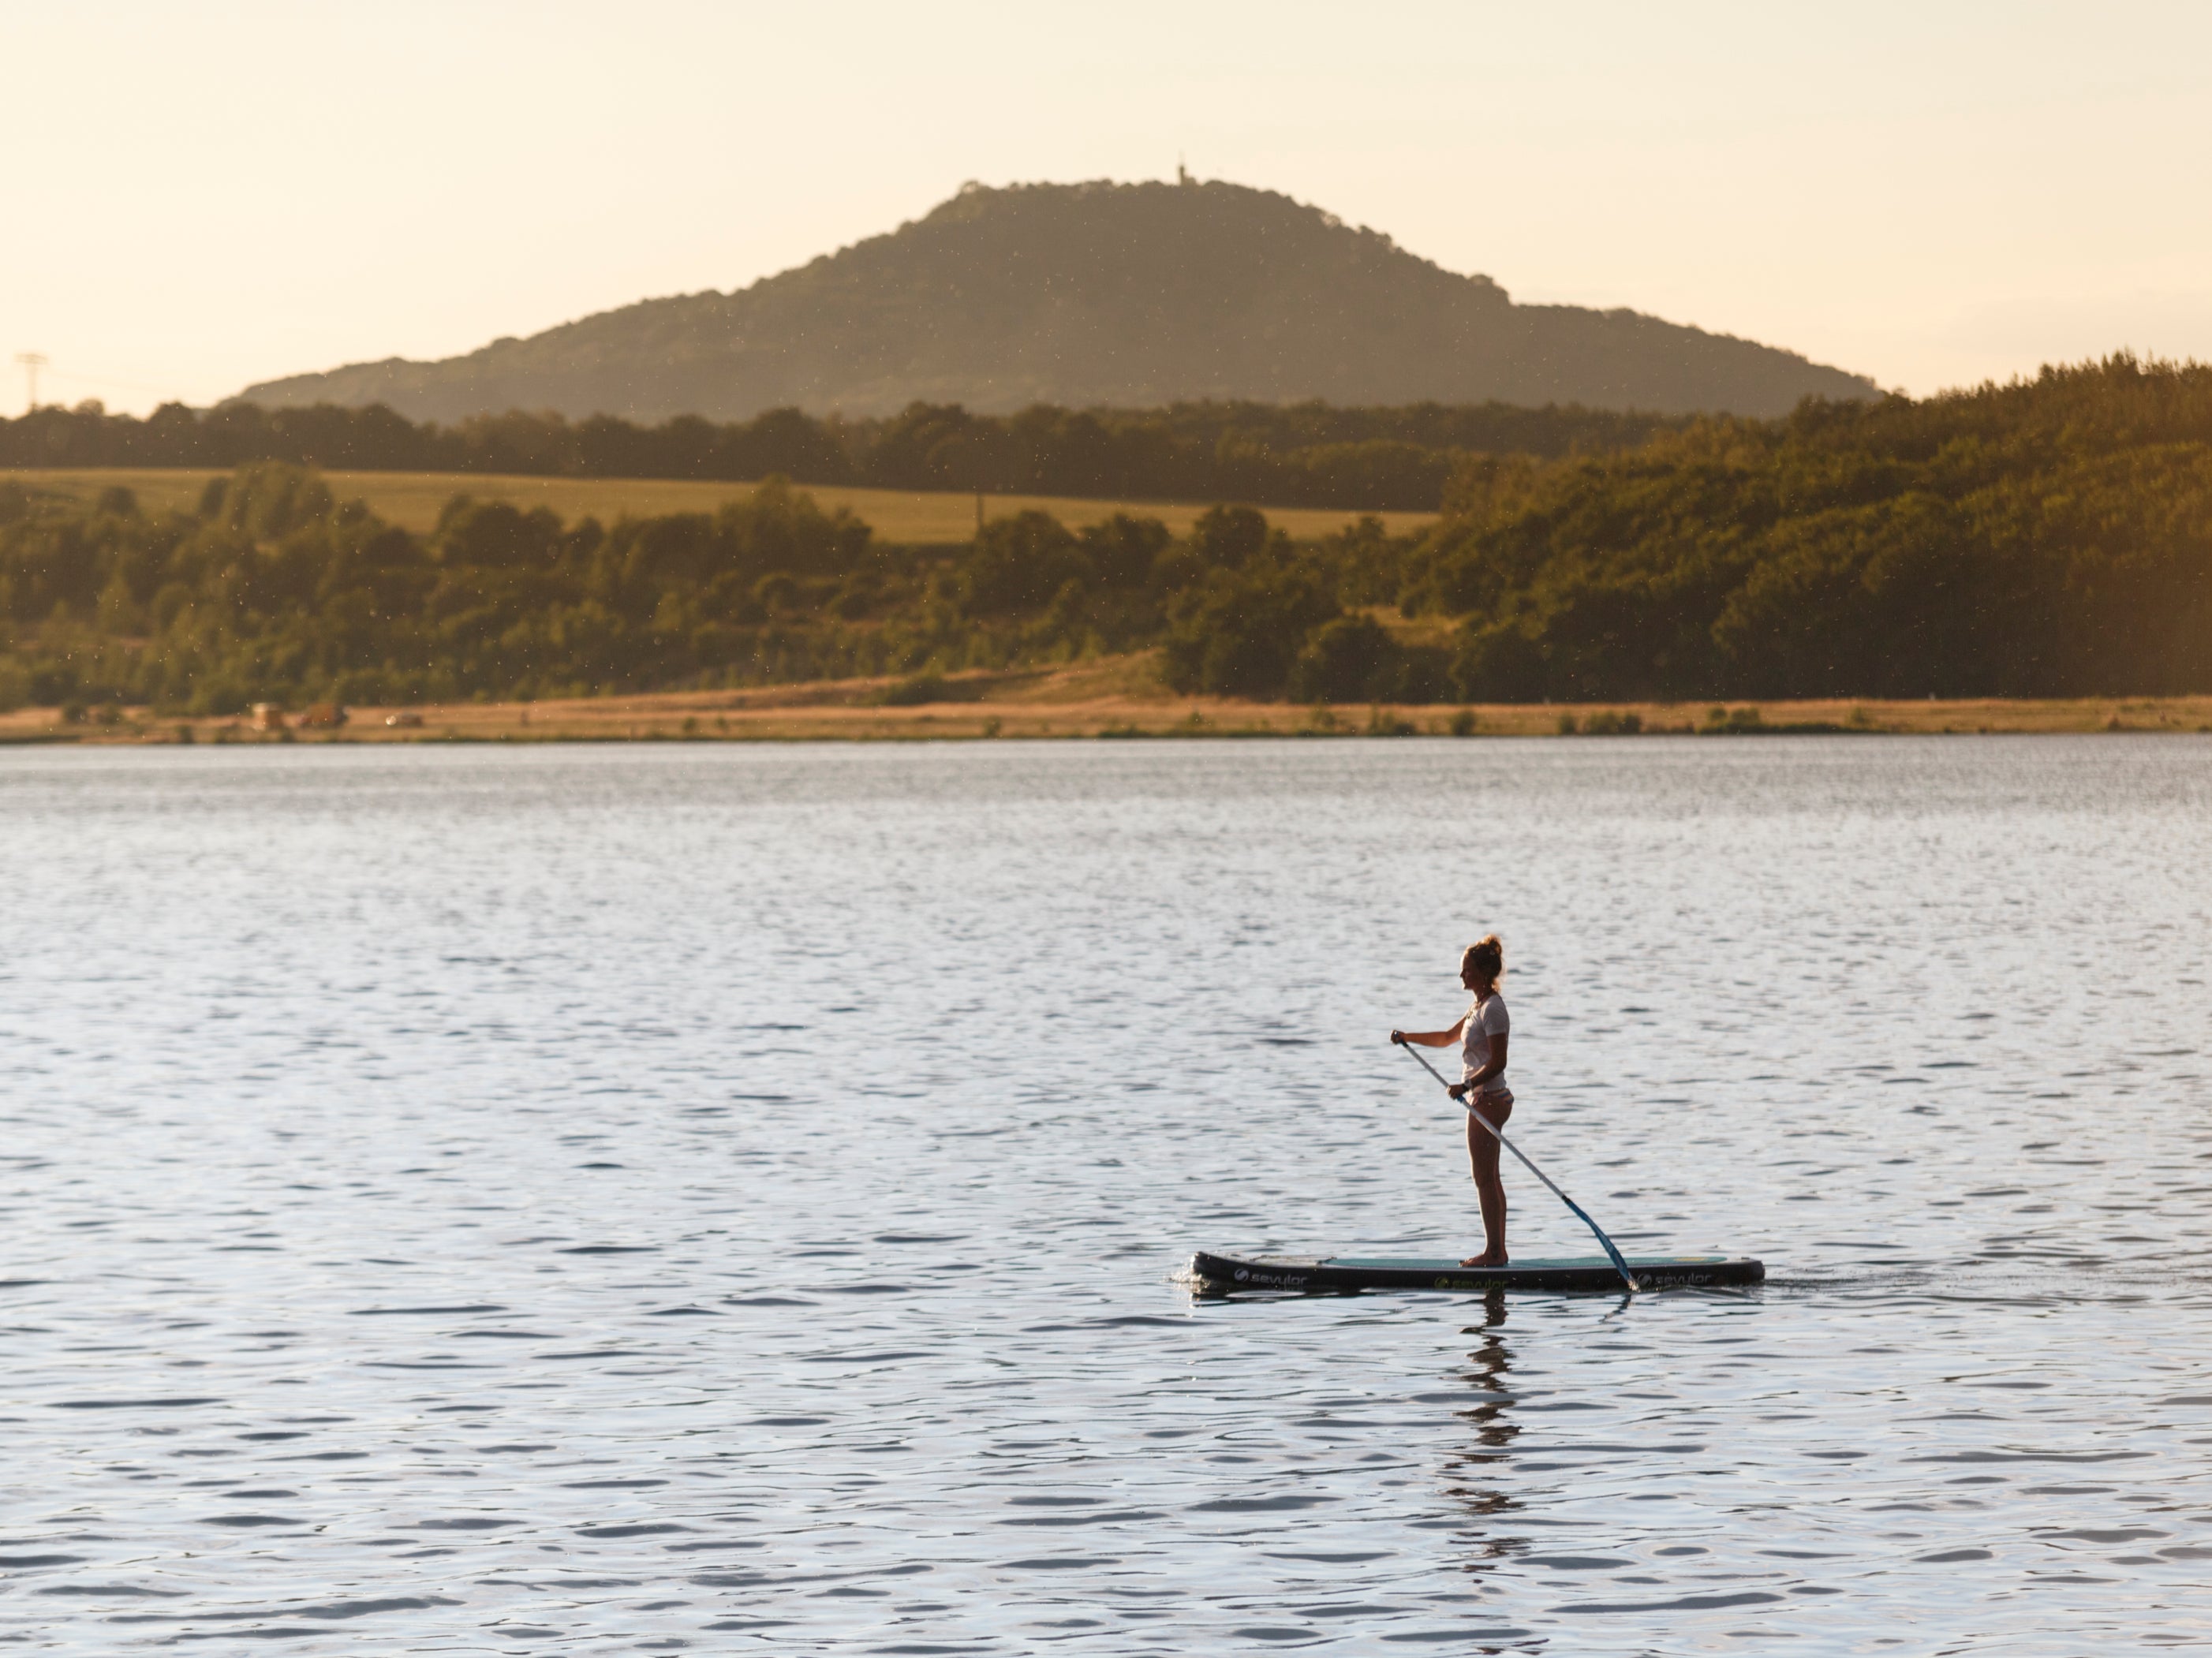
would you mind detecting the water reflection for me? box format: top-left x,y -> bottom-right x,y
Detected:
1447,1290 -> 1523,1559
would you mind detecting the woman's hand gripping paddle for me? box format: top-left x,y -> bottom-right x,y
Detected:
1394,1036 -> 1641,1294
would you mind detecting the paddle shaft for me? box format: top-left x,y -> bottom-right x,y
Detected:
1397,1040 -> 1640,1293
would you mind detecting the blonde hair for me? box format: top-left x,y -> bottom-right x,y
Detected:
1460,935 -> 1504,990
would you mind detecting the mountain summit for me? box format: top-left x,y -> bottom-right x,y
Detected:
240,179 -> 1877,421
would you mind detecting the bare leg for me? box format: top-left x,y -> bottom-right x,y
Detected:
1460,1094 -> 1512,1267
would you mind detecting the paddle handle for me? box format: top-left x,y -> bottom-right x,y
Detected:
1396,1036 -> 1640,1293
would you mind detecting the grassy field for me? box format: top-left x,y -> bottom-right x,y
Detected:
7,652 -> 2208,745
4,468 -> 1438,544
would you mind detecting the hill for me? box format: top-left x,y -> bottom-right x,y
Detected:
238,178 -> 1878,422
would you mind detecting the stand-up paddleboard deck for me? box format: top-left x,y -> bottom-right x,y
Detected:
1186,1249 -> 1764,1294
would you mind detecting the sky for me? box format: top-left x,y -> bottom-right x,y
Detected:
5,0 -> 2211,416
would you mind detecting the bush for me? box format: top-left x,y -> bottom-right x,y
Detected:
1453,623 -> 1546,701
753,572 -> 801,614
1291,614 -> 1399,704
1162,561 -> 1341,697
1391,644 -> 1453,703
1366,706 -> 1416,736
879,671 -> 949,705
712,476 -> 872,581
828,576 -> 875,620
211,461 -> 334,539
435,499 -> 562,570
1188,504 -> 1270,569
960,511 -> 1088,614
28,664 -> 79,705
1080,514 -> 1171,589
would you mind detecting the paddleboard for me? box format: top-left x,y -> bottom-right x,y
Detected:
1185,1249 -> 1764,1294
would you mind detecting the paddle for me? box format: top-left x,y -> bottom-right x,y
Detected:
1395,1037 -> 1641,1293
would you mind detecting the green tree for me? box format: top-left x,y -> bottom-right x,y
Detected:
1162,558 -> 1340,696
960,510 -> 1089,615
1290,613 -> 1400,703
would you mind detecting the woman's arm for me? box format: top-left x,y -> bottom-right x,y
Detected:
1390,1017 -> 1467,1049
1448,1032 -> 1508,1099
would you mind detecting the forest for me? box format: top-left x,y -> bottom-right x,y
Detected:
3,356 -> 2208,715
0,397 -> 1684,512
1408,354 -> 2212,700
0,463 -> 1424,713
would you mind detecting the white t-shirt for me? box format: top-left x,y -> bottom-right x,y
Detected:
1462,992 -> 1509,1091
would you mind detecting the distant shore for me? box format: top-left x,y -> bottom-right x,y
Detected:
5,658 -> 2208,745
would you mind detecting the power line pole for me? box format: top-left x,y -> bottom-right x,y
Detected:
14,353 -> 47,413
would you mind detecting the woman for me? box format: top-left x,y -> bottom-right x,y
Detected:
1392,935 -> 1512,1267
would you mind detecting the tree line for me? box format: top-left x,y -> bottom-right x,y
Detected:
4,355 -> 2208,716
0,459 -> 1446,714
1403,353 -> 2212,700
0,397 -> 1687,513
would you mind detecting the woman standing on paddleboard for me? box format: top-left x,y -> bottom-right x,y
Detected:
1392,935 -> 1512,1268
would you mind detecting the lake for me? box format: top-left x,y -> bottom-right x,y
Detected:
3,736 -> 2208,1654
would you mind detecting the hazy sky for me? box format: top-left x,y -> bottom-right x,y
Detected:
6,0 -> 2211,416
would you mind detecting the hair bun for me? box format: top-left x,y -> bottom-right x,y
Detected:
1461,934 -> 1504,980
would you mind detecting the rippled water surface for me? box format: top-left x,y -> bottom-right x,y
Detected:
5,737 -> 2211,1654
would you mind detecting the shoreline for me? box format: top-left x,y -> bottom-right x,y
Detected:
6,664 -> 2210,745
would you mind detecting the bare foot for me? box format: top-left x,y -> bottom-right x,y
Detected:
1459,1252 -> 1509,1268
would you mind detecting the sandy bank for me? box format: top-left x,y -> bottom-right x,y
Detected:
7,657 -> 2209,745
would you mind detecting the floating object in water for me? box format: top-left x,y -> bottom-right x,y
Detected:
1184,1249 -> 1765,1294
